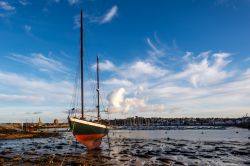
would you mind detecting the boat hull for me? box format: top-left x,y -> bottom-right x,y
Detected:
69,117 -> 108,150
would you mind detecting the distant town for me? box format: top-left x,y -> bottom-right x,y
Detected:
108,116 -> 250,129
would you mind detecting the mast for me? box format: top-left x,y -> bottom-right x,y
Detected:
96,55 -> 100,121
80,9 -> 84,119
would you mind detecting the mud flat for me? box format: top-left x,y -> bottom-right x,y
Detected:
0,132 -> 59,140
0,130 -> 249,165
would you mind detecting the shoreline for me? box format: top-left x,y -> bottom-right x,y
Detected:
0,125 -> 61,140
0,132 -> 60,140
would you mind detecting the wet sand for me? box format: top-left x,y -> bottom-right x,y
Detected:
0,130 -> 249,166
0,132 -> 59,140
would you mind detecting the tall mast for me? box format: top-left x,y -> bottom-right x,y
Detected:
96,55 -> 100,121
80,9 -> 84,119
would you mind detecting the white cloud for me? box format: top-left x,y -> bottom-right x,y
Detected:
82,5 -> 118,25
183,51 -> 193,61
243,68 -> 250,76
245,56 -> 250,62
8,53 -> 68,73
107,88 -> 165,113
19,0 -> 30,6
94,59 -> 168,80
146,37 -> 165,58
73,14 -> 80,28
172,52 -> 233,87
0,71 -> 73,104
0,1 -> 15,11
0,94 -> 43,102
101,5 -> 118,24
108,88 -> 125,109
119,61 -> 168,79
68,0 -> 79,5
102,78 -> 133,87
92,49 -> 250,117
92,60 -> 116,71
24,24 -> 31,33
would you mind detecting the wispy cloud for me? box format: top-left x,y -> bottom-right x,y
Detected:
171,52 -> 233,87
0,1 -> 16,17
245,56 -> 250,62
103,78 -> 133,87
24,24 -> 31,33
92,60 -> 116,71
94,50 -> 249,117
19,0 -> 30,6
145,34 -> 182,67
95,59 -> 168,80
101,5 -> 118,24
68,0 -> 79,5
54,0 -> 61,3
146,37 -> 165,58
0,94 -> 43,102
0,1 -> 15,11
83,5 -> 118,25
8,53 -> 68,74
73,14 -> 80,28
214,0 -> 239,10
0,71 -> 73,104
119,61 -> 168,79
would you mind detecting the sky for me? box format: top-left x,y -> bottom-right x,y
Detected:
0,0 -> 250,122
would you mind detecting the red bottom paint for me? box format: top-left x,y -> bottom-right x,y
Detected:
75,134 -> 106,150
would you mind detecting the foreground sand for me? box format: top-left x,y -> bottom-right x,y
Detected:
0,131 -> 249,165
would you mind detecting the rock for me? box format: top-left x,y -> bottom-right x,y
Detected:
157,157 -> 174,164
56,145 -> 63,149
231,150 -> 250,155
12,155 -> 22,161
243,161 -> 250,164
44,145 -> 51,149
0,149 -> 12,155
0,158 -> 5,163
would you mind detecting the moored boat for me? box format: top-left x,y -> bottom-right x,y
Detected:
68,9 -> 109,150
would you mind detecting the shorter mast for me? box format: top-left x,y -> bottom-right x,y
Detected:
96,55 -> 100,121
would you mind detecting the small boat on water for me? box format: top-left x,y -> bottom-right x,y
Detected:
68,9 -> 109,150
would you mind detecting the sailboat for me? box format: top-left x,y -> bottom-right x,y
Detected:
68,9 -> 109,150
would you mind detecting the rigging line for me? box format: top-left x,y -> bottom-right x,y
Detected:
69,57 -> 81,117
84,48 -> 98,107
76,75 -> 81,114
100,90 -> 108,113
85,52 -> 97,110
73,64 -> 81,110
76,59 -> 81,110
99,91 -> 105,109
73,72 -> 80,117
71,55 -> 80,106
69,66 -> 77,108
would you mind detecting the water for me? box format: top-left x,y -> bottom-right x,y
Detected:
113,127 -> 249,142
0,127 -> 249,165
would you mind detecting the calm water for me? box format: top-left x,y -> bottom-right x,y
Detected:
113,127 -> 249,142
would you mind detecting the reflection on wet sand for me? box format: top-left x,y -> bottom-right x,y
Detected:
0,128 -> 249,165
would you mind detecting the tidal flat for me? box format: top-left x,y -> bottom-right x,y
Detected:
0,128 -> 249,166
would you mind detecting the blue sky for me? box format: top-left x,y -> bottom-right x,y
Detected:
0,0 -> 250,122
